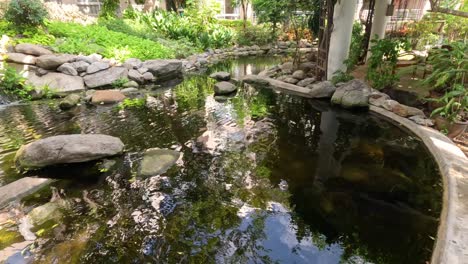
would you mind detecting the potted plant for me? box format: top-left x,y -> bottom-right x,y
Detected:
429,84 -> 467,138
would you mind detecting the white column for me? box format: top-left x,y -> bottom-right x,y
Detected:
327,0 -> 358,80
370,0 -> 392,41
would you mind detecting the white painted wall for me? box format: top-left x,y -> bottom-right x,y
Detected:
327,0 -> 358,80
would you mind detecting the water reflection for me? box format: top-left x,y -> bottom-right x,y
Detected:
0,57 -> 441,264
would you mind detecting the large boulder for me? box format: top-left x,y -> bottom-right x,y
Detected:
27,72 -> 85,95
36,54 -> 76,70
15,43 -> 52,56
91,90 -> 126,104
307,81 -> 336,98
15,134 -> 125,170
331,79 -> 370,109
6,53 -> 37,65
292,70 -> 306,80
128,69 -> 145,84
139,148 -> 181,177
214,81 -> 237,95
142,59 -> 182,81
210,71 -> 231,81
84,67 -> 128,89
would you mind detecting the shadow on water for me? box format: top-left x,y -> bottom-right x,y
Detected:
0,57 -> 441,264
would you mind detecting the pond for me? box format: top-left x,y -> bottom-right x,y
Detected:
0,57 -> 442,264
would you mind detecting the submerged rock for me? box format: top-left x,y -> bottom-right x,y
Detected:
331,79 -> 370,109
15,134 -> 125,170
59,93 -> 81,110
0,177 -> 53,207
139,148 -> 181,177
210,71 -> 231,81
27,201 -> 65,226
214,81 -> 237,95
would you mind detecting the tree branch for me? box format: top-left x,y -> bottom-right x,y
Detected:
428,0 -> 468,18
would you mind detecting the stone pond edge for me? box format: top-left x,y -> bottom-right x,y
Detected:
369,106 -> 468,264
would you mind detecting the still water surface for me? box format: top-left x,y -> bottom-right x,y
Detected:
0,57 -> 441,264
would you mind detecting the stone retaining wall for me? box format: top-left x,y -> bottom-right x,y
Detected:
370,106 -> 468,264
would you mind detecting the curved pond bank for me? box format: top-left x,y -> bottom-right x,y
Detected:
0,57 -> 444,263
370,106 -> 468,264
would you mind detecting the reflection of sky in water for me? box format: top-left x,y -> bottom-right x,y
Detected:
219,202 -> 346,264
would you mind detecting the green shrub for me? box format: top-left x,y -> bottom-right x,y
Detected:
0,65 -> 33,100
345,22 -> 365,72
366,37 -> 410,89
218,19 -> 252,29
4,0 -> 48,30
423,42 -> 467,91
99,18 -> 200,58
236,25 -> 273,46
47,22 -> 175,61
331,70 -> 354,85
144,9 -> 234,49
118,98 -> 146,110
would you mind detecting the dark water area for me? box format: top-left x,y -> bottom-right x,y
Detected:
0,57 -> 442,264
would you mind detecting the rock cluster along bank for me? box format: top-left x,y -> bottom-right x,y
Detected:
243,61 -> 434,127
2,43 -> 183,97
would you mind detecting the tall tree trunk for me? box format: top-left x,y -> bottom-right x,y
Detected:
241,1 -> 247,29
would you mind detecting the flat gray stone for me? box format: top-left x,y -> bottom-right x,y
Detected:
15,43 -> 52,56
139,148 -> 181,177
36,54 -> 76,70
6,53 -> 36,65
214,81 -> 237,95
210,71 -> 231,81
86,61 -> 110,74
84,67 -> 128,89
0,177 -> 53,207
15,134 -> 125,170
27,72 -> 85,95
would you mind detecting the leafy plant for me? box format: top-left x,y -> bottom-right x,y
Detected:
423,41 -> 467,90
99,0 -> 120,19
0,65 -> 33,100
118,98 -> 146,110
252,0 -> 288,34
331,70 -> 354,85
429,84 -> 467,122
345,22 -> 365,72
4,0 -> 48,30
47,22 -> 175,61
112,78 -> 129,88
236,24 -> 273,46
366,37 -> 410,89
